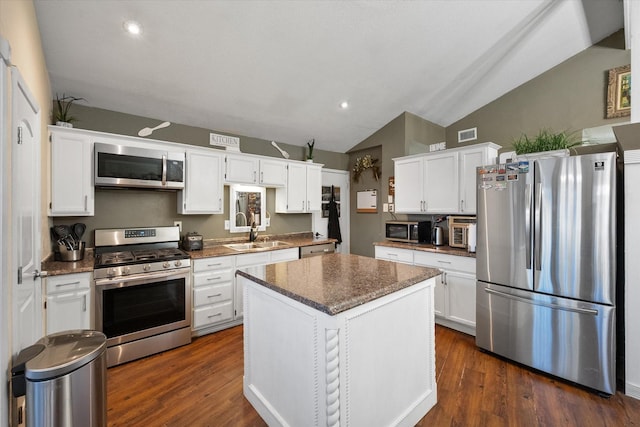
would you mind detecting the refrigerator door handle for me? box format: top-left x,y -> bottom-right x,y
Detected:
484,287 -> 598,316
525,183 -> 532,269
534,182 -> 542,271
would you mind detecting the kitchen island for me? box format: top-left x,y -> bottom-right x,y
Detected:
236,253 -> 441,427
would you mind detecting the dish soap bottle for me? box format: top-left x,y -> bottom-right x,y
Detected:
249,222 -> 258,242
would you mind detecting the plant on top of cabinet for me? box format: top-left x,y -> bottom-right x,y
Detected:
52,93 -> 86,128
512,129 -> 581,155
306,138 -> 315,161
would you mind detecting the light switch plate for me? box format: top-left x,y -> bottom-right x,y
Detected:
224,220 -> 230,230
383,203 -> 389,212
265,218 -> 270,226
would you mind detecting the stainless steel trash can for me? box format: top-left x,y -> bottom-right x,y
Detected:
25,330 -> 107,427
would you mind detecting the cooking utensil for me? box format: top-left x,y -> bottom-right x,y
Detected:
271,141 -> 290,159
137,121 -> 171,137
53,225 -> 75,250
72,223 -> 86,241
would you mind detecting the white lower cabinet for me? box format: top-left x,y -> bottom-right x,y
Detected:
192,255 -> 235,331
44,272 -> 92,334
375,246 -> 476,335
413,251 -> 476,335
192,248 -> 299,335
374,246 -> 414,264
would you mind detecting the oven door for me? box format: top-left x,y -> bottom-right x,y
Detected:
95,269 -> 191,347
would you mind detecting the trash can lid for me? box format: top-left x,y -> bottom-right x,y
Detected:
25,330 -> 106,381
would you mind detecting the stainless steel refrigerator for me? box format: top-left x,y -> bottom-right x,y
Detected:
476,152 -> 616,394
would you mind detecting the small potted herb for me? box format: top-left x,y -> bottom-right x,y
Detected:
53,93 -> 86,128
306,139 -> 315,162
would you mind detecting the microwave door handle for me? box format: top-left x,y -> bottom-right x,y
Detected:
162,154 -> 167,186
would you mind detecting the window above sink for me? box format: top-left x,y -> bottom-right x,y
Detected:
230,184 -> 266,233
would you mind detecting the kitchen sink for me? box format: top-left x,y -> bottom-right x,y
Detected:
224,242 -> 260,251
254,240 -> 291,248
224,241 -> 291,251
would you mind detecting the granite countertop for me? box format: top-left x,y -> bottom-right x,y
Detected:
236,253 -> 441,315
41,233 -> 337,275
42,249 -> 95,276
188,234 -> 337,259
374,240 -> 476,258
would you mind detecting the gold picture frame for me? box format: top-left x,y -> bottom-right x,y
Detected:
606,64 -> 631,118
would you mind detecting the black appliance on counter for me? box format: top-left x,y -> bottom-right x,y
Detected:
417,221 -> 432,243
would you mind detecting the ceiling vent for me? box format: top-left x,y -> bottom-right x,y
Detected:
458,127 -> 477,143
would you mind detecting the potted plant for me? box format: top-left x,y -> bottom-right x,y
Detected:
53,93 -> 86,128
512,129 -> 581,155
306,139 -> 315,162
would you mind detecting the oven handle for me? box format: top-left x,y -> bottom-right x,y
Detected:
95,269 -> 190,289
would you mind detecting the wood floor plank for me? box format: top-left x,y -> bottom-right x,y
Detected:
107,325 -> 640,426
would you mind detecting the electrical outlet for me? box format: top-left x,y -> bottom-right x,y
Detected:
224,220 -> 230,230
389,203 -> 394,212
265,218 -> 270,227
173,221 -> 182,232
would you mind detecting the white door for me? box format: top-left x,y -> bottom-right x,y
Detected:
11,67 -> 42,355
1,36 -> 10,426
313,169 -> 350,254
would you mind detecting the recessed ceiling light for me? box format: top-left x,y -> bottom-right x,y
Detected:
123,20 -> 142,36
339,101 -> 349,109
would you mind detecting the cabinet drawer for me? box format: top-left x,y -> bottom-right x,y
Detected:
193,301 -> 233,328
414,251 -> 475,274
193,282 -> 233,307
193,256 -> 235,273
46,272 -> 91,294
270,248 -> 298,263
374,246 -> 414,264
193,269 -> 233,287
236,252 -> 270,268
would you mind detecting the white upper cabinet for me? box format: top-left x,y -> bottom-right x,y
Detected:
49,127 -> 94,216
258,158 -> 287,187
423,150 -> 459,213
178,149 -> 224,214
225,154 -> 259,184
275,162 -> 322,213
458,146 -> 494,214
393,157 -> 424,213
225,154 -> 288,187
394,143 -> 500,215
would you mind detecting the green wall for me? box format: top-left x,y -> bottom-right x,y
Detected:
445,30 -> 630,151
347,112 -> 445,257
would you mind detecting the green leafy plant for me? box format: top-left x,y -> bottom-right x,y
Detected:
53,93 -> 86,124
306,138 -> 315,160
512,129 -> 581,155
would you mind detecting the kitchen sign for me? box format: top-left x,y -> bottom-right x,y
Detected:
210,133 -> 240,151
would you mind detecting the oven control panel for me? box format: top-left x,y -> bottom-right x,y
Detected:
125,229 -> 157,238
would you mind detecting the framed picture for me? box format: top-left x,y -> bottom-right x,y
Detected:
606,64 -> 631,118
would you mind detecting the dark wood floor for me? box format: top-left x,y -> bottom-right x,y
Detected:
107,325 -> 640,426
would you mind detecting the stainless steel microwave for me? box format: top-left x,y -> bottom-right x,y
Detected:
95,143 -> 185,190
385,221 -> 419,243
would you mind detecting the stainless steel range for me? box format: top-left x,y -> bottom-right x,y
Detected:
94,226 -> 191,367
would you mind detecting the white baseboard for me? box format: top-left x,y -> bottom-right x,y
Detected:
625,381 -> 640,400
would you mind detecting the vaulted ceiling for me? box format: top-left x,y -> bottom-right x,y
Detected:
34,0 -> 624,153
